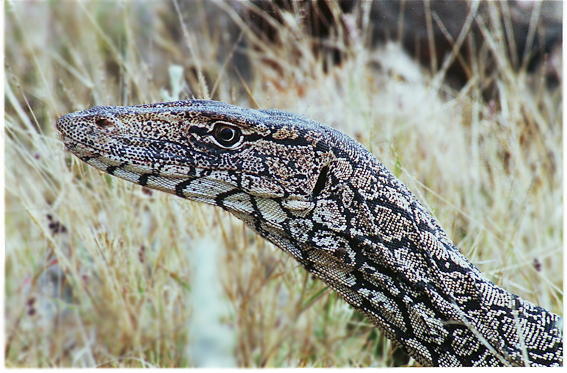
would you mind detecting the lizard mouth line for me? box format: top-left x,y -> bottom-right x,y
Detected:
60,130 -> 195,164
61,136 -> 202,180
60,128 -> 282,188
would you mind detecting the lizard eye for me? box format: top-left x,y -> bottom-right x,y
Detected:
212,122 -> 242,148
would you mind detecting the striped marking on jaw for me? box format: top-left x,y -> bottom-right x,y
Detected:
256,198 -> 287,224
113,167 -> 144,184
222,192 -> 255,215
177,178 -> 236,201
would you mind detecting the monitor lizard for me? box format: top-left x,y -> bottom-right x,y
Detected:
56,99 -> 563,367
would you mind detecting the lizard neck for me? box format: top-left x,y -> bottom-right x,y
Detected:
253,133 -> 563,366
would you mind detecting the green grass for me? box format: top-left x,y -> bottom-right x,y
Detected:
5,0 -> 562,367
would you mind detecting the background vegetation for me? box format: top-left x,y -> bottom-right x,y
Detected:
5,0 -> 562,367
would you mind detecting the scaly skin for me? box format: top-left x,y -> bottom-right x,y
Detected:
56,100 -> 563,367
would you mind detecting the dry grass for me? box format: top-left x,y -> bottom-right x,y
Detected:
4,0 -> 562,368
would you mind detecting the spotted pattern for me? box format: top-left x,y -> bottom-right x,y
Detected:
57,100 -> 563,367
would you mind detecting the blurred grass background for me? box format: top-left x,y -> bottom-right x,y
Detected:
4,0 -> 562,367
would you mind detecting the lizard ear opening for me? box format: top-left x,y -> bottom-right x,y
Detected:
312,165 -> 328,198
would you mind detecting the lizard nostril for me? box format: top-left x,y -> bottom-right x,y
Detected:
95,118 -> 115,130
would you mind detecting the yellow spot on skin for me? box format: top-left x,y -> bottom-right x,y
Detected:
273,126 -> 299,140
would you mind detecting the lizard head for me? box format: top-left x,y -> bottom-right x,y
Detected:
56,100 -> 339,214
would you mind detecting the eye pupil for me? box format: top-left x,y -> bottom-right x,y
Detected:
219,127 -> 235,141
213,123 -> 242,148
